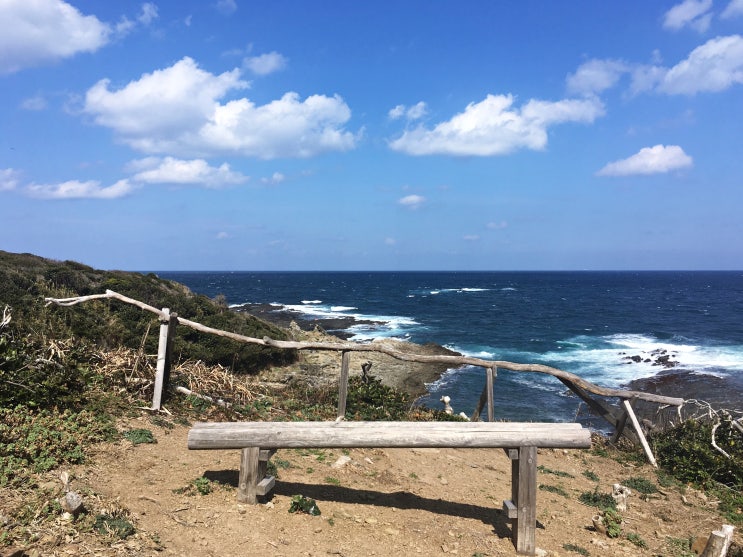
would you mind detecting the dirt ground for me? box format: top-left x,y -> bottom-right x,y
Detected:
9,412 -> 740,557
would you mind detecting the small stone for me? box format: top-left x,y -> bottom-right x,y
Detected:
440,477 -> 449,485
332,455 -> 352,469
365,517 -> 378,524
59,491 -> 83,514
237,505 -> 247,514
384,528 -> 399,535
364,457 -> 374,464
314,527 -> 323,533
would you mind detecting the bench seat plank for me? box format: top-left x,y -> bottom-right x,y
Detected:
188,421 -> 591,451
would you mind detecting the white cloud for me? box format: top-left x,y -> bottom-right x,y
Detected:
129,156 -> 249,188
215,0 -> 237,15
20,95 -> 48,111
0,169 -> 22,191
663,0 -> 713,32
0,0 -> 110,74
388,102 -> 428,121
114,3 -> 158,38
722,0 -> 743,18
660,35 -> 743,94
463,234 -> 480,241
261,172 -> 285,185
26,179 -> 136,199
216,231 -> 230,239
384,237 -> 397,246
398,194 -> 425,209
597,145 -> 693,176
487,221 -> 508,230
84,57 -> 356,159
389,94 -> 604,156
244,51 -> 287,75
566,59 -> 629,96
630,35 -> 743,95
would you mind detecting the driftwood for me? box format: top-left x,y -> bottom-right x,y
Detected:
45,290 -> 684,408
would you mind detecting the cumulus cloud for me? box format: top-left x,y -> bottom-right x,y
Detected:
631,35 -> 743,95
388,102 -> 428,121
389,94 -> 604,156
566,59 -> 630,96
486,220 -> 508,230
597,145 -> 693,176
0,0 -> 110,74
83,57 -> 357,159
660,35 -> 743,94
26,179 -> 137,199
0,169 -> 22,191
384,237 -> 397,246
722,0 -> 743,18
243,51 -> 287,75
463,234 -> 480,241
663,0 -> 713,32
398,194 -> 425,209
128,156 -> 249,188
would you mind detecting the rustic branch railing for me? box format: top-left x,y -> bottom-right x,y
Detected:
45,289 -> 684,462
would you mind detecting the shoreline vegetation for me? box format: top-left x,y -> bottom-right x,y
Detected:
1,250 -> 742,555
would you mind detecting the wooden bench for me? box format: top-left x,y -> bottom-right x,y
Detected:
188,421 -> 591,555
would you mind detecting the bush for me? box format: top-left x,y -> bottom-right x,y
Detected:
344,375 -> 410,420
650,417 -> 743,489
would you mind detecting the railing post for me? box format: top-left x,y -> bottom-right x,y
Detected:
337,350 -> 351,419
152,308 -> 177,411
486,366 -> 496,422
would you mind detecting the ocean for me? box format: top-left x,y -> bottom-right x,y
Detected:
156,271 -> 743,424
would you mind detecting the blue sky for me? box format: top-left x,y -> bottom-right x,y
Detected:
1,0 -> 742,271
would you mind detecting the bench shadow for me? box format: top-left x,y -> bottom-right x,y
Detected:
201,469 -> 540,540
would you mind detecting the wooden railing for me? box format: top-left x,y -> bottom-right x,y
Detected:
46,289 -> 685,465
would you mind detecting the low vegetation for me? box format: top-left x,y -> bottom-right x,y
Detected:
1,251 -> 742,553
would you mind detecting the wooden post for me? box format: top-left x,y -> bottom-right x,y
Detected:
701,524 -> 735,557
622,399 -> 658,467
486,367 -> 496,422
610,397 -> 633,443
238,447 -> 261,504
509,446 -> 537,555
337,350 -> 350,419
152,308 -> 174,411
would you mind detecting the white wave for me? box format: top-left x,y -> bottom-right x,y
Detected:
443,344 -> 496,360
331,306 -> 357,312
500,287 -> 517,291
538,333 -> 743,387
301,300 -> 322,305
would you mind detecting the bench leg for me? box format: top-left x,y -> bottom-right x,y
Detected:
238,447 -> 261,503
510,445 -> 537,555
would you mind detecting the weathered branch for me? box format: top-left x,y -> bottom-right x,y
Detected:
45,290 -> 684,408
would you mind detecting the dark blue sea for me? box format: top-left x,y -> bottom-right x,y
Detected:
156,271 -> 743,423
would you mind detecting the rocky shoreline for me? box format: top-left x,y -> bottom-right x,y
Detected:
236,303 -> 460,398
238,303 -> 743,421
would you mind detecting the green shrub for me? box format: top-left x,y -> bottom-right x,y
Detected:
651,417 -> 743,489
289,494 -> 320,515
344,375 -> 410,420
578,488 -> 616,511
123,428 -> 156,445
0,406 -> 116,485
622,476 -> 658,495
539,484 -> 569,498
93,513 -> 135,539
